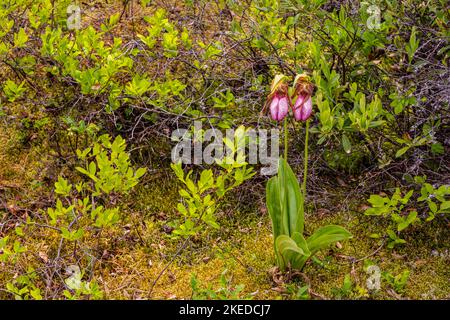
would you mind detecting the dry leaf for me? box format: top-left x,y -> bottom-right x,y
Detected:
38,251 -> 48,263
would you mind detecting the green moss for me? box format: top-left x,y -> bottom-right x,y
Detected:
120,171 -> 449,300
1,119 -> 448,300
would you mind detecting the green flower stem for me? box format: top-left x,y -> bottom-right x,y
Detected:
284,117 -> 288,160
302,120 -> 310,197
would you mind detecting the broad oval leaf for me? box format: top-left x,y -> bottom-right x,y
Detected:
307,225 -> 352,255
276,235 -> 310,271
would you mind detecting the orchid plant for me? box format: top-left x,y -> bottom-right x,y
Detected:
264,74 -> 352,271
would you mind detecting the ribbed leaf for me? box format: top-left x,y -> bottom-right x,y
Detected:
278,158 -> 304,235
266,175 -> 287,268
266,177 -> 283,240
291,231 -> 310,270
276,235 -> 310,271
291,231 -> 310,255
266,158 -> 307,270
307,225 -> 352,255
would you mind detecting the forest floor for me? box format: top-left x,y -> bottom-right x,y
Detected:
0,0 -> 449,300
1,124 -> 448,300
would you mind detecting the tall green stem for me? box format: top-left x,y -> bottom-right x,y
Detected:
284,117 -> 288,160
302,120 -> 310,197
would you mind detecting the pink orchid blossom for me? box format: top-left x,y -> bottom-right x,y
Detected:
293,94 -> 313,121
269,93 -> 290,121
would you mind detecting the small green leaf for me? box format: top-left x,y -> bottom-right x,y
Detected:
342,134 -> 351,154
54,177 -> 72,196
134,167 -> 147,179
396,146 -> 410,158
428,201 -> 438,213
14,28 -> 28,47
431,143 -> 444,155
440,201 -> 450,212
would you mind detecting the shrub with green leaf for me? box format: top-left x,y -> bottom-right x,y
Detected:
364,176 -> 450,248
171,125 -> 255,238
1,134 -> 145,299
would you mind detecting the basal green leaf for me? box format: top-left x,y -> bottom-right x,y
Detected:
307,225 -> 352,255
275,235 -> 309,271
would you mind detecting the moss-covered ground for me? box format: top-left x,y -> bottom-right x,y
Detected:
1,122 -> 448,300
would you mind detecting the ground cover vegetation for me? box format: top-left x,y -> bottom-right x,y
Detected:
0,0 -> 448,300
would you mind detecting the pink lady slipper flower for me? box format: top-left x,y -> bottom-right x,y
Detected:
264,74 -> 291,121
269,91 -> 290,121
292,74 -> 314,121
